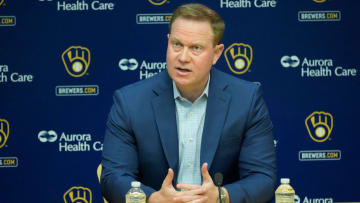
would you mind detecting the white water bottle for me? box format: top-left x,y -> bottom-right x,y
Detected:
275,178 -> 295,203
125,181 -> 146,203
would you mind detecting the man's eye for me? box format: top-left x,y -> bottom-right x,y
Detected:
173,42 -> 182,48
192,46 -> 202,53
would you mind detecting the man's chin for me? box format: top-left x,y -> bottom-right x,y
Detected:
173,78 -> 192,89
169,72 -> 188,83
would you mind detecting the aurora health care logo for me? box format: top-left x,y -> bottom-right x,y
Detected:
280,55 -> 358,78
280,55 -> 300,68
39,0 -> 116,11
38,130 -> 58,142
38,130 -> 103,152
220,0 -> 277,8
119,58 -> 166,80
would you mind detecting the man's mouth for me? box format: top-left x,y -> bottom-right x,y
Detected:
176,67 -> 191,72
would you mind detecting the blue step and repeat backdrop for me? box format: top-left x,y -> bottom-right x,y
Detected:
1,0 -> 359,202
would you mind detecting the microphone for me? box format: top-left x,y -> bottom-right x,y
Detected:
214,172 -> 223,186
214,173 -> 223,203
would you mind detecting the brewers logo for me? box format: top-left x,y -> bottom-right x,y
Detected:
0,157 -> 18,167
62,46 -> 91,77
97,164 -> 109,203
64,186 -> 92,203
148,0 -> 167,6
0,118 -> 9,148
224,43 -> 253,74
313,0 -> 326,3
305,111 -> 333,142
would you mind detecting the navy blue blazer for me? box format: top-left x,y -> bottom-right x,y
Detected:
101,68 -> 277,203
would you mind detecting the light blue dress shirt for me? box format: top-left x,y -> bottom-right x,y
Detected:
173,77 -> 210,186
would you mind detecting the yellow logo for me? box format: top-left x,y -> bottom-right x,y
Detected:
62,46 -> 91,77
0,118 -> 9,148
64,186 -> 92,203
0,0 -> 4,6
148,0 -> 167,6
313,0 -> 326,3
97,164 -> 109,203
305,111 -> 333,142
224,43 -> 253,75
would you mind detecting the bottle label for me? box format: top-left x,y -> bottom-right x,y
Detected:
276,194 -> 295,203
126,192 -> 146,203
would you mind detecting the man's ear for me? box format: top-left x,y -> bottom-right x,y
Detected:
213,44 -> 224,65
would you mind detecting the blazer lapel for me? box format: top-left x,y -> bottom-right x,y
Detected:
201,70 -> 231,169
151,72 -> 179,182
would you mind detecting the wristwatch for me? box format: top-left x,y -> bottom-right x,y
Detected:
217,187 -> 229,203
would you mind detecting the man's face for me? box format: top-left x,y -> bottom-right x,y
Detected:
166,17 -> 224,92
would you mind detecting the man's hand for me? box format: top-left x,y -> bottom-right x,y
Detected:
148,168 -> 208,203
176,163 -> 219,203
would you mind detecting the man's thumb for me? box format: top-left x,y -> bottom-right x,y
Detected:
162,168 -> 174,187
201,163 -> 212,182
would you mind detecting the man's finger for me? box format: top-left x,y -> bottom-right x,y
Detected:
196,196 -> 209,203
176,187 -> 205,196
173,194 -> 208,202
201,163 -> 212,182
176,184 -> 201,191
162,168 -> 174,187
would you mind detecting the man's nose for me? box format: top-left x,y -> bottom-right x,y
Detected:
179,48 -> 191,63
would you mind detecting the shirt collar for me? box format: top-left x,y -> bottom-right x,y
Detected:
173,75 -> 210,101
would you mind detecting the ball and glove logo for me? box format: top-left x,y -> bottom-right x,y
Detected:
305,111 -> 333,142
0,119 -> 10,148
224,43 -> 253,74
62,46 -> 91,77
148,0 -> 167,6
313,0 -> 326,3
63,186 -> 92,203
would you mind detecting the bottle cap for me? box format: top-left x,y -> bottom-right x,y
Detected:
131,181 -> 141,187
280,178 -> 290,184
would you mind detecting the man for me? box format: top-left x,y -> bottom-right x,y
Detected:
101,3 -> 276,203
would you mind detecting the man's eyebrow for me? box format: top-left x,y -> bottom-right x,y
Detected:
169,36 -> 180,42
169,36 -> 206,46
192,41 -> 206,46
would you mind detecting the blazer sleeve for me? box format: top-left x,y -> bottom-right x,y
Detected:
224,85 -> 277,203
100,89 -> 156,203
